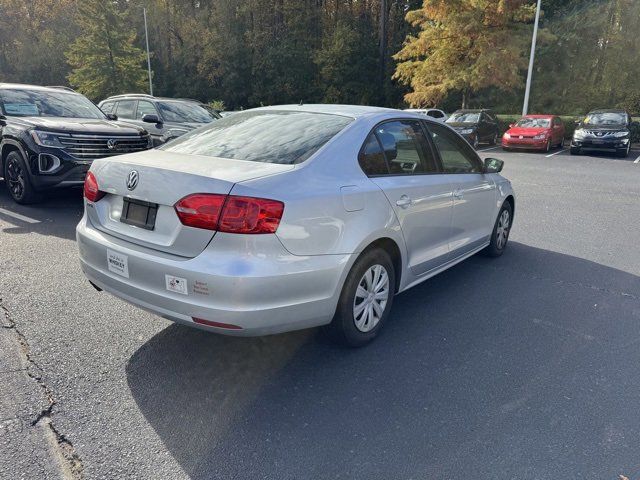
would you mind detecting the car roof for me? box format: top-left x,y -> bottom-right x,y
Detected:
588,108 -> 628,114
250,104 -> 399,119
0,83 -> 80,95
452,109 -> 490,113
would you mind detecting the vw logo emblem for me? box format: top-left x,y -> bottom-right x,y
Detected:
126,170 -> 139,191
107,139 -> 118,150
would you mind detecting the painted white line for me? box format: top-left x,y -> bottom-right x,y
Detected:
546,148 -> 568,158
477,146 -> 501,152
0,207 -> 40,224
634,155 -> 640,164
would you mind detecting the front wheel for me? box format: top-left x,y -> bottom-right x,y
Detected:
324,248 -> 396,347
483,202 -> 513,258
4,151 -> 40,204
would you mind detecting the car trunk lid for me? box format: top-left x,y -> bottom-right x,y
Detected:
86,150 -> 294,257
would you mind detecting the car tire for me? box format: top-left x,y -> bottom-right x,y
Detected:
502,146 -> 511,152
490,133 -> 498,146
324,248 -> 396,347
617,144 -> 630,158
483,201 -> 513,258
570,147 -> 581,155
3,151 -> 40,204
545,139 -> 551,152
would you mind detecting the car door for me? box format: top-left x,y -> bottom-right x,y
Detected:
478,112 -> 490,140
360,119 -> 455,276
553,117 -> 565,145
425,121 -> 496,256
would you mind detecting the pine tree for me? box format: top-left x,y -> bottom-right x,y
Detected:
393,0 -> 538,108
66,0 -> 148,101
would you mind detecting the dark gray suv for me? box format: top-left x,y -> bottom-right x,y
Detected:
98,94 -> 221,146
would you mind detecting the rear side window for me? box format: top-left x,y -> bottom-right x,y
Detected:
426,122 -> 482,174
358,134 -> 388,176
116,100 -> 136,119
161,110 -> 352,164
375,120 -> 438,175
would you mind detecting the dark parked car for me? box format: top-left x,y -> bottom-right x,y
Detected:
0,84 -> 151,204
571,109 -> 634,157
99,94 -> 221,146
446,109 -> 500,149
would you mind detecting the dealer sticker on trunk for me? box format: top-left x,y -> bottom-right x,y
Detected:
107,249 -> 129,278
165,275 -> 188,295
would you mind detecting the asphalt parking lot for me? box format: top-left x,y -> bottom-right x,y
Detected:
1,146 -> 640,479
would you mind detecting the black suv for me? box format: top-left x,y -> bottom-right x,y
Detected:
571,109 -> 634,157
0,84 -> 151,204
445,109 -> 500,148
98,94 -> 221,146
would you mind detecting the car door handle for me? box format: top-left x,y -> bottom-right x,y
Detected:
396,195 -> 413,208
453,190 -> 464,199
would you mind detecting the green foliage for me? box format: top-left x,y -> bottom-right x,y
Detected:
66,0 -> 148,101
208,100 -> 225,111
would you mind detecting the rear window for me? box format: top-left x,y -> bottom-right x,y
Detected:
160,110 -> 353,164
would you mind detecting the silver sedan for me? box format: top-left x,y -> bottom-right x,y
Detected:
76,105 -> 515,346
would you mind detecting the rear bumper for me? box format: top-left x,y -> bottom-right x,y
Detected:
76,214 -> 352,336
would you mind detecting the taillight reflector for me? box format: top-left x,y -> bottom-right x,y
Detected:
174,194 -> 284,234
83,171 -> 105,202
193,318 -> 243,330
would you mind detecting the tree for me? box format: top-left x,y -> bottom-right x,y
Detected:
393,0 -> 538,108
66,0 -> 148,101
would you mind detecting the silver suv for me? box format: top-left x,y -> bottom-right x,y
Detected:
98,94 -> 221,146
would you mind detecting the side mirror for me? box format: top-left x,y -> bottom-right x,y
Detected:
509,123 -> 514,128
105,113 -> 118,121
142,113 -> 162,124
484,157 -> 504,174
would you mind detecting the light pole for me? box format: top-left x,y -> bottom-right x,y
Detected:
522,0 -> 542,116
143,7 -> 153,96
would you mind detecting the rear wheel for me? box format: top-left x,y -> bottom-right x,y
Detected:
570,147 -> 581,155
3,151 -> 40,204
484,201 -> 513,258
324,248 -> 396,347
557,136 -> 564,148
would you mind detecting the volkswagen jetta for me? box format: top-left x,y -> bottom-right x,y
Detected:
76,105 -> 515,346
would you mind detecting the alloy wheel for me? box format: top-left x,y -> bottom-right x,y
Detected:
353,264 -> 389,333
496,209 -> 510,249
6,157 -> 25,200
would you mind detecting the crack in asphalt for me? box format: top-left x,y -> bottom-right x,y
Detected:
0,298 -> 84,479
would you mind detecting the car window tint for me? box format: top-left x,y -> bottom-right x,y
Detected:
161,110 -> 352,164
100,101 -> 115,114
116,100 -> 136,119
427,122 -> 481,174
374,120 -> 438,175
358,133 -> 388,176
136,100 -> 157,120
428,110 -> 444,119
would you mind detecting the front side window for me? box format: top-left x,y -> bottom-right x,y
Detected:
116,100 -> 136,119
373,120 -> 438,175
136,100 -> 158,120
427,123 -> 482,174
161,110 -> 353,165
0,89 -> 105,119
100,101 -> 115,114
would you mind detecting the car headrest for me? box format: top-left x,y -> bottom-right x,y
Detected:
378,131 -> 397,161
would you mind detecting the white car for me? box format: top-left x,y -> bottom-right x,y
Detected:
404,108 -> 448,122
77,105 -> 514,346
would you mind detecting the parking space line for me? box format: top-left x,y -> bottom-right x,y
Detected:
546,148 -> 568,158
477,146 -> 501,152
634,155 -> 640,164
0,207 -> 40,224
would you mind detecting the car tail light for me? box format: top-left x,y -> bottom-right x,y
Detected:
174,194 -> 284,234
83,171 -> 105,202
174,193 -> 226,230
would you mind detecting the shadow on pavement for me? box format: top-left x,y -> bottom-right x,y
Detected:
0,181 -> 83,241
126,243 -> 640,479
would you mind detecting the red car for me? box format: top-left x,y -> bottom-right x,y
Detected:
502,115 -> 565,152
